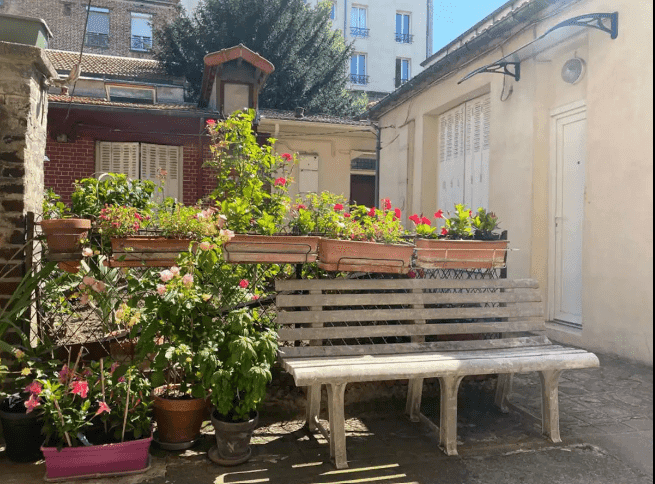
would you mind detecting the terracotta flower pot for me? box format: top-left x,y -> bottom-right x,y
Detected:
152,385 -> 209,444
223,234 -> 319,264
41,436 -> 152,480
318,238 -> 414,274
109,236 -> 196,267
40,219 -> 91,253
209,410 -> 258,466
414,239 -> 508,269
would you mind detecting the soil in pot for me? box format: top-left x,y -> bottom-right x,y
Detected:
209,410 -> 258,466
152,386 -> 209,445
0,396 -> 44,462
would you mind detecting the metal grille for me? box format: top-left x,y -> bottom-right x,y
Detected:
350,74 -> 369,85
85,32 -> 109,48
350,158 -> 376,171
350,27 -> 370,38
395,33 -> 413,43
130,36 -> 152,51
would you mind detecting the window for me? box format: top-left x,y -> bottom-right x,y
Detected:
106,84 -> 155,104
131,12 -> 152,51
96,142 -> 182,201
395,13 -> 412,43
298,155 -> 319,195
350,54 -> 367,85
85,7 -> 109,48
329,1 -> 336,20
350,6 -> 368,37
395,58 -> 410,87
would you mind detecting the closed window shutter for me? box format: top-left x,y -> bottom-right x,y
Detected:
96,142 -> 139,179
465,94 -> 490,210
140,143 -> 181,201
298,155 -> 319,194
437,105 -> 465,216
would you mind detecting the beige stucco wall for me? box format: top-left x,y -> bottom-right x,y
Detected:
376,0 -> 653,364
258,118 -> 376,202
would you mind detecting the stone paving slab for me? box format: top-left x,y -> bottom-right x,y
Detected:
0,350 -> 651,484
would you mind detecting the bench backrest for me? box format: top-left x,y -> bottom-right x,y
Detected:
275,278 -> 545,348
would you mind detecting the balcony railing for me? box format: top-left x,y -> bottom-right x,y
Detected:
395,32 -> 414,44
350,74 -> 369,85
131,35 -> 152,52
350,27 -> 370,38
85,32 -> 109,48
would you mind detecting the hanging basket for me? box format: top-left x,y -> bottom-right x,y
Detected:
223,234 -> 319,264
414,239 -> 508,269
108,236 -> 196,267
317,238 -> 414,274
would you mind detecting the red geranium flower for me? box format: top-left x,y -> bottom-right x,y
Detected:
368,207 -> 376,217
344,213 -> 351,218
71,380 -> 89,399
394,208 -> 401,220
409,214 -> 421,224
274,177 -> 287,186
435,210 -> 444,219
421,217 -> 432,226
383,198 -> 392,210
239,279 -> 249,288
441,227 -> 449,236
297,204 -> 307,210
281,153 -> 293,162
334,203 -> 344,211
206,119 -> 216,126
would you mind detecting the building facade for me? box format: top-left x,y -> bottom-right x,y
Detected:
305,0 -> 433,99
368,0 -> 653,364
0,0 -> 178,58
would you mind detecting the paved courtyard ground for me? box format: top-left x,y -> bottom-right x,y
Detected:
1,346 -> 652,484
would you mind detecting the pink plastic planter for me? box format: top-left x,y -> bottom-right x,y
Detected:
41,436 -> 152,480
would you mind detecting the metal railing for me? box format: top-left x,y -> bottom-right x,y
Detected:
395,33 -> 413,44
85,32 -> 109,48
350,27 -> 370,38
131,35 -> 152,52
350,74 -> 369,85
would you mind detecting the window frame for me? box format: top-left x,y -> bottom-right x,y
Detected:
130,12 -> 153,52
395,58 -> 411,87
105,83 -> 157,105
350,5 -> 369,38
85,6 -> 110,49
395,12 -> 413,43
350,53 -> 368,85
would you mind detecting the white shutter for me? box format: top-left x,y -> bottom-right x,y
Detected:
437,104 -> 465,217
298,155 -> 319,194
464,94 -> 490,210
96,142 -> 139,179
140,143 -> 182,201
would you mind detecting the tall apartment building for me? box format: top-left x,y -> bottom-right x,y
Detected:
306,0 -> 434,99
0,0 -> 178,58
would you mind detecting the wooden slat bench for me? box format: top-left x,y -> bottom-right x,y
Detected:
275,277 -> 599,469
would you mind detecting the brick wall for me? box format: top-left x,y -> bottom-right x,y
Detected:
0,0 -> 178,58
0,42 -> 57,308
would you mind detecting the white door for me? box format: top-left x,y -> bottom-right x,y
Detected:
550,105 -> 587,328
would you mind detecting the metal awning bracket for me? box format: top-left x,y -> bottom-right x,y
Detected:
543,12 -> 618,40
458,61 -> 520,84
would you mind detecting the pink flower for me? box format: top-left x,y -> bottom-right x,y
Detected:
24,394 -> 40,413
71,380 -> 89,399
118,376 -> 126,383
220,229 -> 235,240
394,208 -> 402,220
251,294 -> 260,301
25,381 -> 42,395
383,199 -> 392,210
469,210 -> 473,217
441,227 -> 448,236
182,274 -> 194,287
206,119 -> 216,126
170,266 -> 180,276
199,241 -> 211,251
160,270 -> 174,282
82,248 -> 93,257
58,365 -> 70,383
110,362 -> 120,374
334,203 -> 344,212
156,284 -> 166,295
435,210 -> 444,219
95,401 -> 111,416
281,153 -> 293,162
239,279 -> 249,289
274,177 -> 287,186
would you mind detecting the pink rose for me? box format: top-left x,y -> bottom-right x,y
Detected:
170,266 -> 180,276
199,241 -> 211,251
281,153 -> 293,162
182,274 -> 194,287
274,177 -> 287,186
82,248 -> 93,257
239,279 -> 249,289
160,270 -> 174,282
156,284 -> 166,295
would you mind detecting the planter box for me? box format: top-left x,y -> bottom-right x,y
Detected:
317,238 -> 414,274
414,239 -> 508,269
223,235 -> 319,264
108,236 -> 195,267
41,436 -> 152,481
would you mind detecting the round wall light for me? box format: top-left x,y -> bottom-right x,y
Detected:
561,57 -> 586,84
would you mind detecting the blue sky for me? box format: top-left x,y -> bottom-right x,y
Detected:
433,0 -> 509,53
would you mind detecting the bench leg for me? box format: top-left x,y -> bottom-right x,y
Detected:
438,375 -> 464,456
494,373 -> 513,414
406,378 -> 424,422
327,383 -> 348,469
306,384 -> 322,431
539,369 -> 563,443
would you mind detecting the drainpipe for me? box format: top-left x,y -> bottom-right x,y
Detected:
344,0 -> 348,39
374,123 -> 381,208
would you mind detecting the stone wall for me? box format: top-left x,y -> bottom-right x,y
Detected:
0,41 -> 57,308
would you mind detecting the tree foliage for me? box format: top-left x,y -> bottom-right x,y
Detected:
155,0 -> 367,116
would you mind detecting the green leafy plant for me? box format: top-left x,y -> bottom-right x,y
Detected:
339,199 -> 407,244
472,208 -> 502,240
96,205 -> 147,239
288,192 -> 350,236
42,188 -> 70,220
409,213 -> 438,239
442,204 -> 475,239
156,203 -> 227,239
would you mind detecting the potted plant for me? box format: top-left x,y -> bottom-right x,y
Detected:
37,360 -> 153,480
206,110 -> 311,264
207,307 -> 277,466
40,188 -> 92,273
318,198 -> 414,274
413,204 -> 508,269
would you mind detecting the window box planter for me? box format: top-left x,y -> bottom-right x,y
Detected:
41,436 -> 152,481
108,236 -> 196,267
223,234 -> 319,264
414,239 -> 508,269
317,238 -> 414,274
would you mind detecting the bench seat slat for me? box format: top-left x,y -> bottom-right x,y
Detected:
277,304 -> 544,325
276,289 -> 542,308
276,278 -> 539,292
277,319 -> 545,340
284,350 -> 600,386
277,335 -> 551,358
